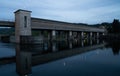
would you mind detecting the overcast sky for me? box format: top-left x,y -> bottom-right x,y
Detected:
0,0 -> 120,24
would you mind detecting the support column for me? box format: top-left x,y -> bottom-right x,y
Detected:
69,31 -> 73,40
97,32 -> 99,39
81,31 -> 84,39
52,30 -> 56,40
14,9 -> 32,44
90,32 -> 93,39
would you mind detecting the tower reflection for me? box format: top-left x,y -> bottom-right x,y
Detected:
16,44 -> 32,76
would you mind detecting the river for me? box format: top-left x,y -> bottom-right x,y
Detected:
0,39 -> 120,76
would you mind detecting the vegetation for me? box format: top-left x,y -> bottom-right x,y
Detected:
112,19 -> 120,34
89,19 -> 120,34
0,28 -> 14,35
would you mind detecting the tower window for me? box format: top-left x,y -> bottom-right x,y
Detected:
24,16 -> 27,28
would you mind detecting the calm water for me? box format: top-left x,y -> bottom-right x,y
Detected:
0,39 -> 120,76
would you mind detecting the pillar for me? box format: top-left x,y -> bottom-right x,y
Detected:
81,31 -> 84,39
14,9 -> 32,43
69,31 -> 72,40
97,32 -> 99,39
90,32 -> 93,38
52,30 -> 56,40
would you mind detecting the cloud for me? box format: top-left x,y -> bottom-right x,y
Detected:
0,0 -> 120,24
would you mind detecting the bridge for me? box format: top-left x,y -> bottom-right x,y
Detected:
0,9 -> 106,44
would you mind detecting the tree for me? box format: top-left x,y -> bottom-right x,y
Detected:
112,19 -> 120,34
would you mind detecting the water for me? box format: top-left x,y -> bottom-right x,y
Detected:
0,39 -> 120,76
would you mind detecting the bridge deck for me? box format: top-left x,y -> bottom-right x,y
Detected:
0,18 -> 105,32
31,18 -> 105,32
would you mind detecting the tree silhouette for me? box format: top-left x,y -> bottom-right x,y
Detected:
112,19 -> 120,34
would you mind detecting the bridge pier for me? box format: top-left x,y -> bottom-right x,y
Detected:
52,30 -> 56,40
81,31 -> 84,39
69,31 -> 73,40
90,32 -> 93,39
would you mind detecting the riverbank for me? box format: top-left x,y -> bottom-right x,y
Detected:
101,34 -> 120,41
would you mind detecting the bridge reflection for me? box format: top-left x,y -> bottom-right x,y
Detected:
0,39 -> 106,76
15,39 -> 105,76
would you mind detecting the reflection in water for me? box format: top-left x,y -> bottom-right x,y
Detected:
97,39 -> 99,44
15,39 -> 104,76
69,41 -> 73,49
106,40 -> 120,55
16,45 -> 32,76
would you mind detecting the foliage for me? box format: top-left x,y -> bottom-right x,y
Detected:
112,19 -> 120,34
0,28 -> 15,35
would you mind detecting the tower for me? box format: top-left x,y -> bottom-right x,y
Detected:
14,9 -> 32,43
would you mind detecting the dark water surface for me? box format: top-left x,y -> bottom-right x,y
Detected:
0,39 -> 120,76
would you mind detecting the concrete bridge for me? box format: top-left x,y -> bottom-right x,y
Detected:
0,9 -> 106,44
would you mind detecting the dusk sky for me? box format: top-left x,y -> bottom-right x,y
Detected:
0,0 -> 120,24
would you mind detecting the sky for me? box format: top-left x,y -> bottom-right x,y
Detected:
0,0 -> 120,24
